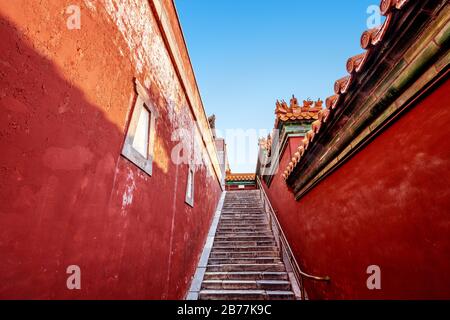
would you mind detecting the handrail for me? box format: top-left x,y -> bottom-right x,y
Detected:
256,177 -> 330,299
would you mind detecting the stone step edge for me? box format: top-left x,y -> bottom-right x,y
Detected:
199,290 -> 295,296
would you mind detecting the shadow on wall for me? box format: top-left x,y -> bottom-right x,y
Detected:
0,14 -> 201,299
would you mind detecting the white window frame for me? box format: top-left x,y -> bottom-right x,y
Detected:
185,165 -> 195,207
121,79 -> 159,176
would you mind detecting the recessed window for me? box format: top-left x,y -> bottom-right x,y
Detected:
121,79 -> 159,176
132,107 -> 151,159
185,166 -> 195,207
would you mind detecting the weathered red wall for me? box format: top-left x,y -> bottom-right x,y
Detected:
0,0 -> 221,299
263,79 -> 450,299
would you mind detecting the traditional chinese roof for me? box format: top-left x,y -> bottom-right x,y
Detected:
282,0 -> 414,181
275,96 -> 323,125
226,173 -> 256,182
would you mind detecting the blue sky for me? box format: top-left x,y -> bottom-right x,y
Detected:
175,0 -> 379,173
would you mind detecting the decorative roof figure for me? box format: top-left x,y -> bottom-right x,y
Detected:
208,114 -> 217,138
208,114 -> 216,129
275,95 -> 322,123
290,95 -> 300,110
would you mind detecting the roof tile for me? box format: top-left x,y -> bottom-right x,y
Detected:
226,173 -> 256,182
326,95 -> 339,109
334,75 -> 352,95
347,52 -> 368,74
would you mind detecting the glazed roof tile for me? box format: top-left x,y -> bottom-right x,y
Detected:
226,173 -> 257,182
283,0 -> 411,181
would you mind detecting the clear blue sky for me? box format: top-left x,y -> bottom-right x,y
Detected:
175,0 -> 379,173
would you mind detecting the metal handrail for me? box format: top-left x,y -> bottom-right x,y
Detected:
256,177 -> 330,299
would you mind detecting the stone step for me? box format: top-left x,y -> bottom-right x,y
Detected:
223,202 -> 261,205
207,263 -> 286,273
216,231 -> 270,236
199,290 -> 295,301
219,216 -> 265,220
220,213 -> 264,216
222,208 -> 262,210
215,232 -> 273,237
219,222 -> 267,226
216,229 -> 270,233
217,227 -> 270,232
223,202 -> 260,204
208,257 -> 282,265
218,221 -> 268,226
218,224 -> 268,229
222,203 -> 260,205
222,208 -> 263,211
214,235 -> 275,242
223,198 -> 259,199
212,245 -> 278,252
210,251 -> 280,259
221,209 -> 262,212
222,204 -> 261,206
221,217 -> 266,221
203,272 -> 289,281
222,212 -> 263,214
221,216 -> 264,218
223,204 -> 261,206
225,194 -> 259,197
217,229 -> 271,233
223,202 -> 262,208
217,224 -> 269,229
220,216 -> 266,221
223,199 -> 260,200
213,240 -> 276,247
202,280 -> 291,291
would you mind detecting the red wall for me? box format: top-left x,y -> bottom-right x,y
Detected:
0,1 -> 221,299
263,79 -> 450,299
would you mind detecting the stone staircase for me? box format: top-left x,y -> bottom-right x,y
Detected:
199,190 -> 297,300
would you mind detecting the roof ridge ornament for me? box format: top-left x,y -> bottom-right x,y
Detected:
275,96 -> 322,123
290,95 -> 300,110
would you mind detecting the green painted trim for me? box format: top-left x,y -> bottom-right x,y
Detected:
226,181 -> 256,186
